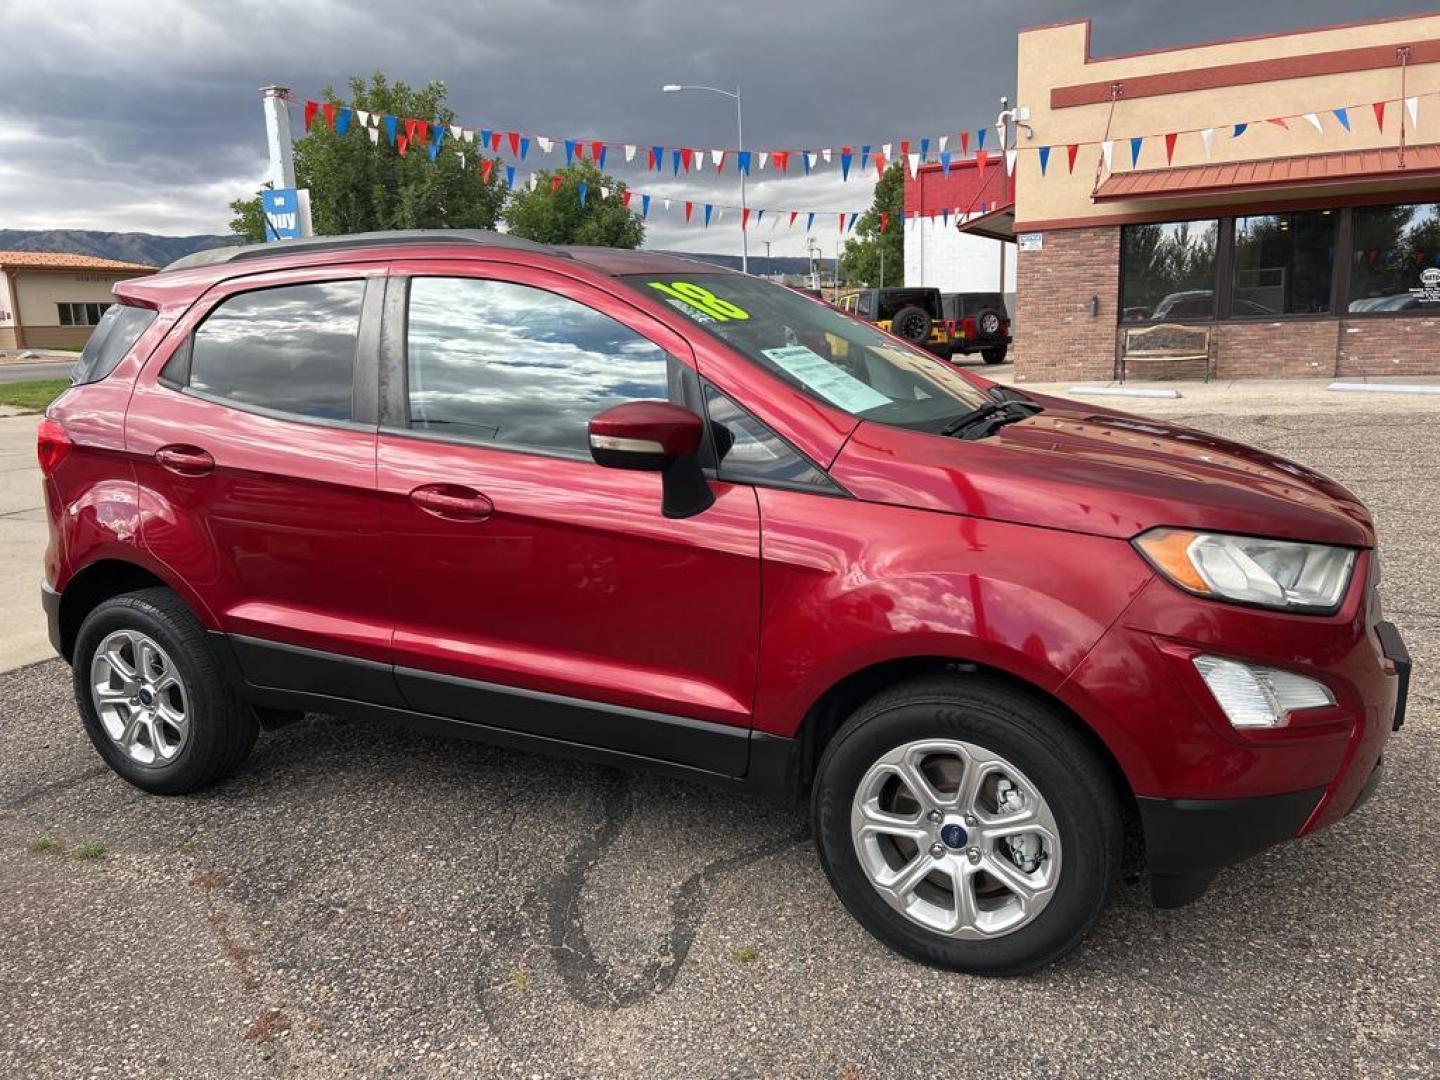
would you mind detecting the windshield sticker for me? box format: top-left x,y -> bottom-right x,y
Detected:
761,344 -> 891,413
648,281 -> 750,322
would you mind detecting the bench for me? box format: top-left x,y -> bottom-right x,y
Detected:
1119,323 -> 1213,383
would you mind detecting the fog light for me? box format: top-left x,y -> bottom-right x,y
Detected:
1193,655 -> 1335,729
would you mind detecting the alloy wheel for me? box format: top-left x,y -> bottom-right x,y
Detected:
90,629 -> 191,767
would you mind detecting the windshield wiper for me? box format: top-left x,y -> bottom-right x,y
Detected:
940,399 -> 1042,440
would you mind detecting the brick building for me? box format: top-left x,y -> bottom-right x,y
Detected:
0,252 -> 155,351
903,158 -> 1016,307
971,12 -> 1440,382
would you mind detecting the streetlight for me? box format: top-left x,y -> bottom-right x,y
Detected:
662,83 -> 747,273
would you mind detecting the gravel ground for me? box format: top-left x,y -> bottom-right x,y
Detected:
1,409 -> 1437,1079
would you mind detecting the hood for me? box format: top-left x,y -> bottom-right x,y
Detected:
829,402 -> 1374,548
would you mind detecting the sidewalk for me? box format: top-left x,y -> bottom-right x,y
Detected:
0,414 -> 49,671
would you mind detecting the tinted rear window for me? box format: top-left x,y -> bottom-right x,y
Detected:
71,304 -> 157,385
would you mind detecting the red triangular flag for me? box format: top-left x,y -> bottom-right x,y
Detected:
684,201 -> 694,223
1266,117 -> 1289,130
899,140 -> 910,161
321,103 -> 337,130
480,159 -> 495,183
403,118 -> 418,142
490,131 -> 503,152
647,148 -> 656,170
741,207 -> 751,231
770,151 -> 784,174
1373,101 -> 1386,130
508,131 -> 521,157
716,150 -> 727,174
789,210 -> 798,228
622,190 -> 632,209
304,101 -> 319,131
959,131 -> 969,155
591,140 -> 605,163
416,120 -> 430,145
880,211 -> 889,233
1164,132 -> 1178,163
873,153 -> 886,178
838,213 -> 847,232
1066,144 -> 1079,173
681,147 -> 693,172
550,175 -> 563,194
976,149 -> 988,177
396,134 -> 409,156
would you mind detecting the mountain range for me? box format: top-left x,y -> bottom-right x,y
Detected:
0,228 -> 831,276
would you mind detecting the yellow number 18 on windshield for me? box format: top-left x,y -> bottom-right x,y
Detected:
648,281 -> 750,321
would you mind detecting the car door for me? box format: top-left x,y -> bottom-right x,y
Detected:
376,261 -> 761,775
126,265 -> 399,703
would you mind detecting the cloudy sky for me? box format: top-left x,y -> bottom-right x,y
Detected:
2,0 -> 1433,257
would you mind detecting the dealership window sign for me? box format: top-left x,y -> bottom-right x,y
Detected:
261,188 -> 313,242
1018,232 -> 1043,252
1415,267 -> 1440,305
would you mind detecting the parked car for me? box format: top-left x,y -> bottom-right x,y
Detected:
939,292 -> 1010,364
835,286 -> 950,355
40,231 -> 1406,976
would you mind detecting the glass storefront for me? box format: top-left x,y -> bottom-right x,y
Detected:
1120,203 -> 1439,321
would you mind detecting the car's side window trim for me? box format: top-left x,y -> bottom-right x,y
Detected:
385,271 -> 690,460
699,381 -> 849,498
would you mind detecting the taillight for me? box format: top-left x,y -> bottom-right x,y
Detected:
36,418 -> 73,475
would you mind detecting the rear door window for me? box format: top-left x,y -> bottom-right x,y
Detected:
71,303 -> 157,385
188,281 -> 364,420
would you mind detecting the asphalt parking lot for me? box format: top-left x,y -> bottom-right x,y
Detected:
2,404 -> 1437,1079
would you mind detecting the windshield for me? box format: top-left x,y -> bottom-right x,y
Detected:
621,274 -> 989,428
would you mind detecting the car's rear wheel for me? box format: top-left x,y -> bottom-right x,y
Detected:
982,344 -> 1008,365
812,675 -> 1121,975
73,588 -> 258,795
890,305 -> 933,345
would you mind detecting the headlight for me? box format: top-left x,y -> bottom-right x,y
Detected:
1134,528 -> 1356,613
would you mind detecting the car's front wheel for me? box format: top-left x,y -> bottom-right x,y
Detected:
812,675 -> 1121,975
73,588 -> 258,795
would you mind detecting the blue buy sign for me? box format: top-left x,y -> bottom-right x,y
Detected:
261,188 -> 304,241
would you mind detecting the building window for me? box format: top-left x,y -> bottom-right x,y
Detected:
1231,211 -> 1337,316
56,302 -> 111,327
1349,203 -> 1440,312
1119,220 -> 1220,322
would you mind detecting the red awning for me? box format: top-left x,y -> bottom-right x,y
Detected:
955,199 -> 1016,241
1093,145 -> 1440,202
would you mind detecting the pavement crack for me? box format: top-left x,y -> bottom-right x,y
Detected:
1,763 -> 108,811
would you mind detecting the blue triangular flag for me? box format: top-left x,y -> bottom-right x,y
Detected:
861,144 -> 871,169
1038,146 -> 1050,175
736,150 -> 751,175
755,209 -> 764,225
519,136 -> 530,159
840,149 -> 852,181
806,212 -> 815,232
385,115 -> 398,144
564,139 -> 576,165
941,208 -> 949,228
577,182 -> 587,209
920,136 -> 930,158
652,146 -> 664,172
596,145 -> 607,170
976,127 -> 986,151
480,128 -> 491,149
641,193 -> 651,219
428,125 -> 444,160
334,107 -> 352,136
940,151 -> 952,176
1130,136 -> 1143,166
506,165 -> 516,189
1333,108 -> 1351,132
1232,123 -> 1248,137
848,213 -> 858,231
673,148 -> 683,175
802,152 -> 812,176
703,203 -> 713,227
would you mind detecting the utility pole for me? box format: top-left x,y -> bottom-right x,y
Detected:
260,85 -> 297,191
762,240 -> 772,278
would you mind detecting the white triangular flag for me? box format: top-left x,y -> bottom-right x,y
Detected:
821,148 -> 832,163
464,129 -> 475,143
536,136 -> 553,154
1101,139 -> 1114,170
711,148 -> 723,167
1200,128 -> 1214,158
1406,96 -> 1419,128
624,144 -> 636,162
882,142 -> 892,160
1303,112 -> 1323,134
456,151 -> 465,169
529,173 -> 538,191
771,213 -> 781,230
938,135 -> 949,153
368,127 -> 379,144
806,151 -> 818,171
600,185 -> 610,199
716,208 -> 725,224
907,152 -> 920,177
664,198 -> 671,211
758,151 -> 768,170
1005,149 -> 1017,176
355,109 -> 371,128
450,124 -> 463,140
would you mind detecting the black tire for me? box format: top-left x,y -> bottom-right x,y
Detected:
982,344 -> 1008,365
974,307 -> 1005,341
812,675 -> 1121,976
889,305 -> 932,345
72,588 -> 258,795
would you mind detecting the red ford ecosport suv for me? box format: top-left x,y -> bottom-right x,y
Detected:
40,231 -> 1407,975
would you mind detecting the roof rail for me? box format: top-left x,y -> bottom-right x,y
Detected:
162,229 -> 566,272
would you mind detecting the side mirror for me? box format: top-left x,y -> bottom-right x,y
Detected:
588,401 -> 714,519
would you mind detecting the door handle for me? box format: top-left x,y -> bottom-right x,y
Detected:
409,483 -> 494,522
155,444 -> 215,476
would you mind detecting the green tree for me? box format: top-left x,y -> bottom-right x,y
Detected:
503,161 -> 643,247
228,73 -> 506,242
839,162 -> 904,286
